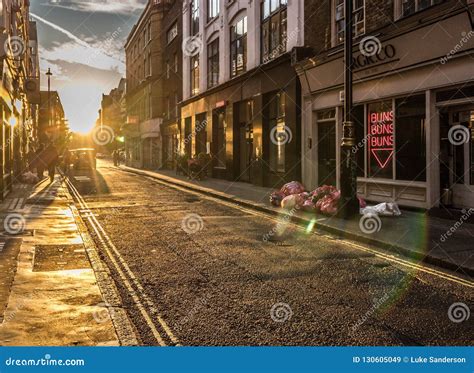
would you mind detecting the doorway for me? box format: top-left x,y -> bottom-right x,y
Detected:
440,107 -> 474,208
237,101 -> 254,182
317,121 -> 337,186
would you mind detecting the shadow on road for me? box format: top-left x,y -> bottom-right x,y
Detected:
67,169 -> 110,196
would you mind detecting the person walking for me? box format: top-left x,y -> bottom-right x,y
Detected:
113,150 -> 119,166
46,143 -> 59,183
35,144 -> 46,180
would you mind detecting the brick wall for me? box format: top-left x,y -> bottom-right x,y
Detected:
304,0 -> 468,54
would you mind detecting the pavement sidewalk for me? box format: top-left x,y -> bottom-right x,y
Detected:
120,165 -> 474,277
0,176 -> 119,346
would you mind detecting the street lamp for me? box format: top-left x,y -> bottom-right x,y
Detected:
46,68 -> 53,129
339,0 -> 359,218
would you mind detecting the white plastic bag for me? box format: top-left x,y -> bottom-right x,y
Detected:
360,202 -> 401,217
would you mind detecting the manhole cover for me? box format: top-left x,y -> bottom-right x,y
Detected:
33,244 -> 89,272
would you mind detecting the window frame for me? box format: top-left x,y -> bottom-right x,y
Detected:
167,22 -> 178,44
190,0 -> 200,36
333,0 -> 366,47
230,15 -> 248,78
207,38 -> 219,88
207,0 -> 220,22
190,54 -> 200,97
260,0 -> 288,63
395,0 -> 444,20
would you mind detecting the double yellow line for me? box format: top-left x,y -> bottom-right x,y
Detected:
65,176 -> 180,346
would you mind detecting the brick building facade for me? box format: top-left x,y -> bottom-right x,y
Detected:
296,0 -> 474,209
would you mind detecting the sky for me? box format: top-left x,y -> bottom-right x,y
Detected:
30,0 -> 148,133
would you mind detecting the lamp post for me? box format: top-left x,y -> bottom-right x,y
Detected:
339,0 -> 359,218
46,68 -> 53,130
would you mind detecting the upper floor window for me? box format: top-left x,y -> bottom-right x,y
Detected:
191,0 -> 200,36
399,0 -> 443,18
207,38 -> 219,88
167,22 -> 178,44
335,0 -> 365,45
230,16 -> 247,77
191,54 -> 200,96
207,0 -> 220,21
261,0 -> 287,63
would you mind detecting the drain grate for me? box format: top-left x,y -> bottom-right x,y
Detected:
33,244 -> 90,272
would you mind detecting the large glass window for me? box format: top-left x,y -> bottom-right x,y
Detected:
335,0 -> 365,45
195,113 -> 208,155
261,0 -> 287,63
214,109 -> 226,168
268,92 -> 286,173
367,100 -> 394,179
207,0 -> 220,21
230,16 -> 247,77
395,95 -> 426,182
207,38 -> 219,88
191,54 -> 200,96
191,0 -> 200,36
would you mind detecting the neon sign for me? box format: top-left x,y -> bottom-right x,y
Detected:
369,110 -> 394,169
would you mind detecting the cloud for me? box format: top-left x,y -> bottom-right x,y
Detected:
32,13 -> 125,73
44,0 -> 147,14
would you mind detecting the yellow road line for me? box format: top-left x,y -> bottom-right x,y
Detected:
65,177 -> 180,346
141,174 -> 474,289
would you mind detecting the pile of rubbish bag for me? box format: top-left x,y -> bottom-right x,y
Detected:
21,171 -> 39,185
270,181 -> 403,218
270,181 -> 366,216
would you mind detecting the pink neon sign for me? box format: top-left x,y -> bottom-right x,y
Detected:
369,110 -> 394,169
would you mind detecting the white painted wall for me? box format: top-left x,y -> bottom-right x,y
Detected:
182,0 -> 304,101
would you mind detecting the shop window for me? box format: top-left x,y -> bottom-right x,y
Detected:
195,113 -> 207,155
367,100 -> 394,179
191,54 -> 200,96
214,109 -> 227,168
353,105 -> 365,177
230,16 -> 247,77
395,95 -> 426,182
207,38 -> 219,88
261,0 -> 287,63
268,92 -> 286,173
334,0 -> 365,45
184,117 -> 192,157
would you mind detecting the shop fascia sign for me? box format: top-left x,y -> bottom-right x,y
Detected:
369,110 -> 394,169
352,43 -> 397,71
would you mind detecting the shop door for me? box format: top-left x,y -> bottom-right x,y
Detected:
239,122 -> 253,182
444,108 -> 474,208
317,121 -> 337,186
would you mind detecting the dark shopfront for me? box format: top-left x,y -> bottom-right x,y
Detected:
180,56 -> 301,188
296,9 -> 474,209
